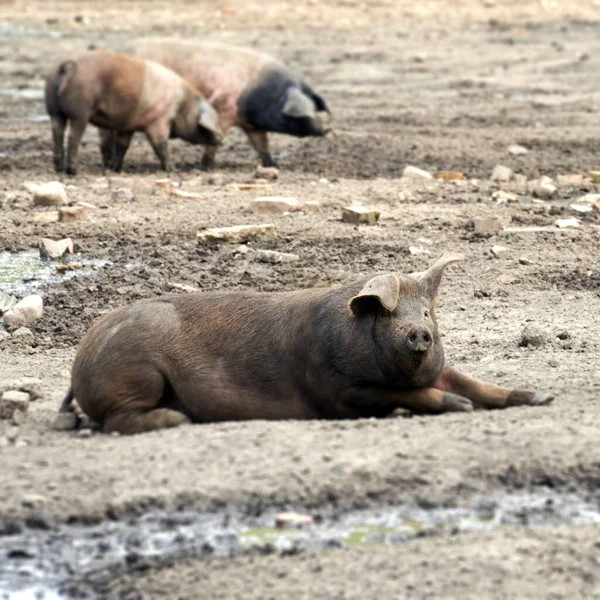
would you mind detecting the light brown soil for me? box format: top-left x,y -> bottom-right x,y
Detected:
1,1 -> 600,597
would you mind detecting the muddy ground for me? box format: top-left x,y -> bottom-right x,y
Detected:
2,0 -> 600,597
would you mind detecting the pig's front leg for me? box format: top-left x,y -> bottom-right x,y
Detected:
145,122 -> 171,171
98,128 -> 116,170
433,366 -> 554,410
200,145 -> 218,170
244,129 -> 278,168
51,116 -> 66,173
112,132 -> 134,173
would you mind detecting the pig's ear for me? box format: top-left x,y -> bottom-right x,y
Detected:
349,274 -> 400,316
416,252 -> 464,301
283,87 -> 316,119
197,100 -> 221,135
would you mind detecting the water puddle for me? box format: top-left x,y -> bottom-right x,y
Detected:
0,489 -> 598,598
0,251 -> 109,296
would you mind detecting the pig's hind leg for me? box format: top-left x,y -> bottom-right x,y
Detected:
112,132 -> 134,172
65,116 -> 88,175
104,408 -> 190,435
434,366 -> 554,410
244,129 -> 278,167
51,115 -> 67,172
98,128 -> 116,170
145,121 -> 171,171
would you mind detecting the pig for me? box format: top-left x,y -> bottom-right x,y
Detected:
44,49 -> 222,175
125,39 -> 331,169
59,253 -> 553,435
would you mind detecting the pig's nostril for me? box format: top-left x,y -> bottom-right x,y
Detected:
409,333 -> 417,342
423,332 -> 431,343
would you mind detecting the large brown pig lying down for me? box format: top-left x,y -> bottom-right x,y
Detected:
45,49 -> 222,175
125,39 -> 331,169
59,254 -> 553,435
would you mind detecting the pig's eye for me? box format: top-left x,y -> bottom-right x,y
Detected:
423,309 -> 430,319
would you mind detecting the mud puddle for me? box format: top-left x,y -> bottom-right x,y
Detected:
0,250 -> 109,296
1,488 -> 598,598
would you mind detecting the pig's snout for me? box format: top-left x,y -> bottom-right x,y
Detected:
406,325 -> 433,353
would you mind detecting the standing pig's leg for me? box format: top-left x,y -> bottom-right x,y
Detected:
65,116 -> 88,175
51,115 -> 67,173
98,128 -> 116,170
112,132 -> 134,173
244,129 -> 278,167
433,366 -> 554,409
104,408 -> 190,435
200,146 -> 218,170
145,121 -> 171,171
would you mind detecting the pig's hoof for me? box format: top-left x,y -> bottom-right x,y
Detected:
532,392 -> 554,406
200,156 -> 216,171
507,390 -> 554,407
65,166 -> 77,176
442,393 -> 473,413
261,155 -> 279,168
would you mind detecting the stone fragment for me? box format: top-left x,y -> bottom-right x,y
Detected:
570,204 -> 592,214
492,191 -> 518,204
111,187 -> 135,203
11,327 -> 33,339
507,144 -> 528,156
197,224 -> 278,243
491,165 -> 512,182
39,238 -> 73,259
32,211 -> 60,223
167,282 -> 197,293
532,181 -> 557,199
0,390 -> 30,420
408,246 -> 430,256
303,200 -> 321,214
557,174 -> 583,186
78,429 -> 92,438
52,412 -> 78,431
255,165 -> 280,180
402,165 -> 433,180
491,245 -> 507,258
0,294 -> 17,315
575,194 -> 600,208
250,197 -> 302,215
275,512 -> 314,528
519,324 -> 547,348
32,181 -> 67,206
169,188 -> 205,200
555,218 -> 580,228
255,250 -> 299,264
58,206 -> 85,222
0,377 -> 43,401
342,206 -> 380,225
471,217 -> 503,232
436,171 -> 465,180
3,295 -> 43,327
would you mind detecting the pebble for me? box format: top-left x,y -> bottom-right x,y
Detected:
250,197 -> 302,215
402,165 -> 433,180
0,390 -> 30,420
507,144 -> 529,156
52,412 -> 78,431
58,206 -> 86,222
207,173 -> 225,186
303,200 -> 321,214
519,324 -> 547,348
197,224 -> 278,243
491,165 -> 512,182
255,166 -> 280,180
78,429 -> 92,438
491,245 -> 507,258
341,206 -> 380,225
518,257 -> 532,265
570,204 -> 592,214
3,295 -> 43,328
275,512 -> 314,528
0,294 -> 17,314
39,237 -> 73,259
492,190 -> 518,204
32,181 -> 67,206
555,218 -> 580,228
11,327 -> 33,339
532,181 -> 557,199
0,377 -> 44,401
472,216 -> 503,233
255,249 -> 299,264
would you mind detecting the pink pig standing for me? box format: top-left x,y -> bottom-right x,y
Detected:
45,49 -> 222,175
126,39 -> 331,169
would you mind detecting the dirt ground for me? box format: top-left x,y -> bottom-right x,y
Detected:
2,0 -> 600,597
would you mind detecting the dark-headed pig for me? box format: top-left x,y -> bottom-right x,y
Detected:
45,49 -> 222,175
125,39 -> 331,169
60,253 -> 553,435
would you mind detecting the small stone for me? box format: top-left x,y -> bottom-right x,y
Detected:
303,200 -> 321,214
255,166 -> 279,180
11,327 -> 33,339
436,171 -> 465,180
557,331 -> 570,341
402,165 -> 433,180
32,181 -> 67,207
519,324 -> 547,348
507,144 -> 528,156
52,412 -> 78,431
0,377 -> 43,401
532,181 -> 557,199
491,165 -> 512,182
0,294 -> 17,315
491,245 -> 507,258
58,206 -> 86,222
555,218 -> 580,228
32,211 -> 60,223
39,238 -> 74,259
492,190 -> 518,204
0,390 -> 30,420
167,282 -> 198,293
575,193 -> 600,207
4,295 -> 43,327
518,257 -> 532,265
570,204 -> 593,214
78,429 -> 92,438
255,250 -> 300,264
12,409 -> 26,426
111,187 -> 135,202
275,512 -> 314,528
197,224 -> 278,243
408,246 -> 430,256
471,217 -> 503,232
250,197 -> 302,215
557,174 -> 584,186
342,206 -> 380,225
169,188 -> 205,200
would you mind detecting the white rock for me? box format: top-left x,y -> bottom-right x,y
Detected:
402,165 -> 433,180
555,218 -> 580,228
342,206 -> 380,225
532,181 -> 557,199
576,193 -> 600,206
255,250 -> 300,264
32,181 -> 67,206
197,224 -> 278,243
52,412 -> 78,431
0,390 -> 30,420
3,295 -> 43,327
250,197 -> 302,215
0,294 -> 17,314
39,238 -> 73,259
408,246 -> 430,255
275,512 -> 314,528
491,245 -> 508,258
570,204 -> 593,214
492,190 -> 518,204
507,144 -> 528,156
491,165 -> 513,182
